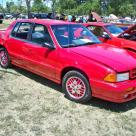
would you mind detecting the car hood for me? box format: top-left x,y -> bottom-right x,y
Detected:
118,24 -> 136,37
111,36 -> 136,51
70,43 -> 136,72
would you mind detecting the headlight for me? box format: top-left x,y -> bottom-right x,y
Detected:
104,72 -> 129,82
117,73 -> 129,82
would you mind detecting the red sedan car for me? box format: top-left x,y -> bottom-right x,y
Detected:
0,19 -> 136,103
84,22 -> 136,51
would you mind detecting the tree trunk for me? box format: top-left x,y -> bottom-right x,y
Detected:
25,0 -> 31,18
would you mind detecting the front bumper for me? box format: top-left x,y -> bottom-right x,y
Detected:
90,79 -> 136,103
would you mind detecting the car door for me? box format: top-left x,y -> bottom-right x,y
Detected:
5,22 -> 33,67
21,23 -> 57,79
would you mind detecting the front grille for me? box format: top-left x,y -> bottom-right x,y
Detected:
130,68 -> 136,79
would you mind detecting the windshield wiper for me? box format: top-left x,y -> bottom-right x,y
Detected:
63,42 -> 101,48
79,42 -> 100,46
63,44 -> 77,48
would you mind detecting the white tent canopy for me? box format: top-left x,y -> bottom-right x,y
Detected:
109,14 -> 118,19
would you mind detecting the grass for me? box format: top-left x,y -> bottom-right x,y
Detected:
0,66 -> 136,136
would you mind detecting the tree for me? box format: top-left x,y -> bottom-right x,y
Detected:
24,0 -> 32,18
32,0 -> 48,13
51,0 -> 57,13
17,0 -> 26,13
44,0 -> 57,12
55,0 -> 100,15
5,0 -> 27,14
6,1 -> 15,13
0,4 -> 5,14
106,0 -> 135,16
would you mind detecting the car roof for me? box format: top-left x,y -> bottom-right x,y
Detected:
83,22 -> 112,27
15,19 -> 76,26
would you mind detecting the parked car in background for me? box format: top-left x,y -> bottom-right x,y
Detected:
114,19 -> 135,30
19,14 -> 28,19
33,13 -> 48,19
4,14 -> 13,19
84,22 -> 136,52
30,13 -> 54,19
1,19 -> 136,103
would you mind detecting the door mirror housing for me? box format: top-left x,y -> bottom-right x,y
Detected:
102,32 -> 111,39
42,42 -> 55,50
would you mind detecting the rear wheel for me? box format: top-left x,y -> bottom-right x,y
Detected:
62,70 -> 92,103
0,48 -> 11,68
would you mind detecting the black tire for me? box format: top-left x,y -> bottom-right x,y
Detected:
0,47 -> 11,68
62,70 -> 92,103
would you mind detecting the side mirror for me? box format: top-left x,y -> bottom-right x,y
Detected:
102,32 -> 110,39
42,42 -> 55,50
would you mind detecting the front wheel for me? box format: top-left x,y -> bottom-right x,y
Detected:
62,70 -> 92,103
0,48 -> 11,68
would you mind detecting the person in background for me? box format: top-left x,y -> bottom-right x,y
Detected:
68,15 -> 72,22
79,16 -> 83,23
60,13 -> 65,20
71,15 -> 76,22
64,15 -> 68,21
55,14 -> 60,20
83,16 -> 87,23
88,11 -> 97,22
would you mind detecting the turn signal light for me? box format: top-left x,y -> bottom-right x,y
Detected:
104,73 -> 116,82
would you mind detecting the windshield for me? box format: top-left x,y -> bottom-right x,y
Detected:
51,24 -> 101,48
105,25 -> 124,36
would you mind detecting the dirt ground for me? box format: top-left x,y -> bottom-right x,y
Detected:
0,66 -> 136,136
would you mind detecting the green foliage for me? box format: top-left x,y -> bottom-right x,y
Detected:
55,0 -> 136,16
106,0 -> 136,16
0,0 -> 136,17
57,0 -> 100,15
32,0 -> 49,13
0,4 -> 4,13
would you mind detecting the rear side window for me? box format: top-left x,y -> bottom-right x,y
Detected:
11,22 -> 32,40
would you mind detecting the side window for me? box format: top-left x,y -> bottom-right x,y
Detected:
12,22 -> 31,40
87,26 -> 105,37
31,24 -> 53,45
